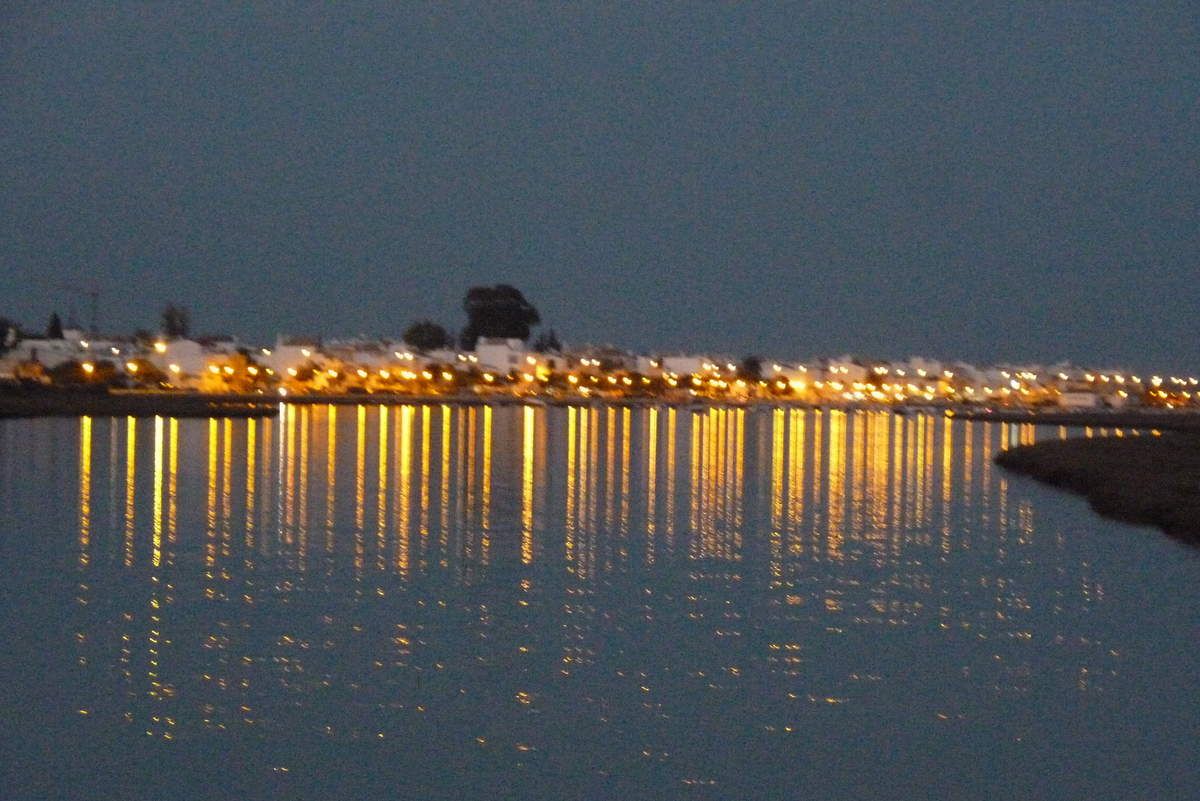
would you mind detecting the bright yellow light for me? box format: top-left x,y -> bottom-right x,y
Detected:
125,361 -> 138,373
568,375 -> 579,384
327,369 -> 338,378
208,365 -> 220,374
247,366 -> 259,376
380,369 -> 391,379
223,365 -> 234,375
441,371 -> 453,381
168,364 -> 180,374
153,342 -> 167,353
301,348 -> 312,357
81,362 -> 94,374
483,373 -> 494,383
356,369 -> 368,378
421,370 -> 433,380
286,367 -> 297,377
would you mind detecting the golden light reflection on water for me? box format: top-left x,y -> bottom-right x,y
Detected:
124,417 -> 136,568
78,416 -> 92,568
63,405 -> 1138,745
521,405 -> 535,566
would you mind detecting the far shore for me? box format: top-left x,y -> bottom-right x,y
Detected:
996,434 -> 1200,545
0,389 -> 278,419
5,387 -> 1200,433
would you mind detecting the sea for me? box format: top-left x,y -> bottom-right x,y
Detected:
1,403 -> 1197,800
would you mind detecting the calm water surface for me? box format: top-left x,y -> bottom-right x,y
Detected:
1,405 -> 1197,800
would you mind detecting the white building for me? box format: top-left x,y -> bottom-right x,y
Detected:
474,338 -> 527,373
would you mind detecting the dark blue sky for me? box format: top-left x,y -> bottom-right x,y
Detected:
2,3 -> 1196,369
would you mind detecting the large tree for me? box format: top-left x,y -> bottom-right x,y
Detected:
402,320 -> 452,352
460,285 -> 540,349
161,304 -> 190,338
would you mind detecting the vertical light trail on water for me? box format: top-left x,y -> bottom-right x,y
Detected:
152,417 -> 163,569
206,419 -> 217,569
398,405 -> 412,574
124,417 -> 137,567
827,410 -> 845,561
222,418 -> 233,559
521,405 -> 535,566
769,409 -> 784,583
354,406 -> 365,574
645,407 -> 658,566
376,406 -> 389,572
942,416 -> 953,553
245,418 -> 257,551
168,419 -> 178,552
325,406 -> 336,554
480,405 -> 491,566
419,406 -> 430,559
78,417 -> 92,568
439,406 -> 451,567
665,408 -> 676,554
565,405 -> 577,573
620,407 -> 631,562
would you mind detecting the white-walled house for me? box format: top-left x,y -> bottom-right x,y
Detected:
474,338 -> 527,373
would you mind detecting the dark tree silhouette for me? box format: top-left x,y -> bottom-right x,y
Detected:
46,312 -> 64,339
460,285 -> 540,349
532,329 -> 562,353
161,304 -> 190,338
402,320 -> 452,352
738,355 -> 764,382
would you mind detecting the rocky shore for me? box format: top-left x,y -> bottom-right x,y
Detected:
996,434 -> 1200,545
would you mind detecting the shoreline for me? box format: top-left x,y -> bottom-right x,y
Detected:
996,434 -> 1200,545
6,388 -> 1200,426
0,390 -> 278,419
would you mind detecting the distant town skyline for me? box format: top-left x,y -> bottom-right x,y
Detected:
3,4 -> 1197,370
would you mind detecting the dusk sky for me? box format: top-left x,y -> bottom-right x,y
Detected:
2,3 -> 1196,369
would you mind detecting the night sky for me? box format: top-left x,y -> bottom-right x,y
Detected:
2,3 -> 1196,369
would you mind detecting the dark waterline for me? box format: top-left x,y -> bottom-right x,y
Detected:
1,406 -> 1197,800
